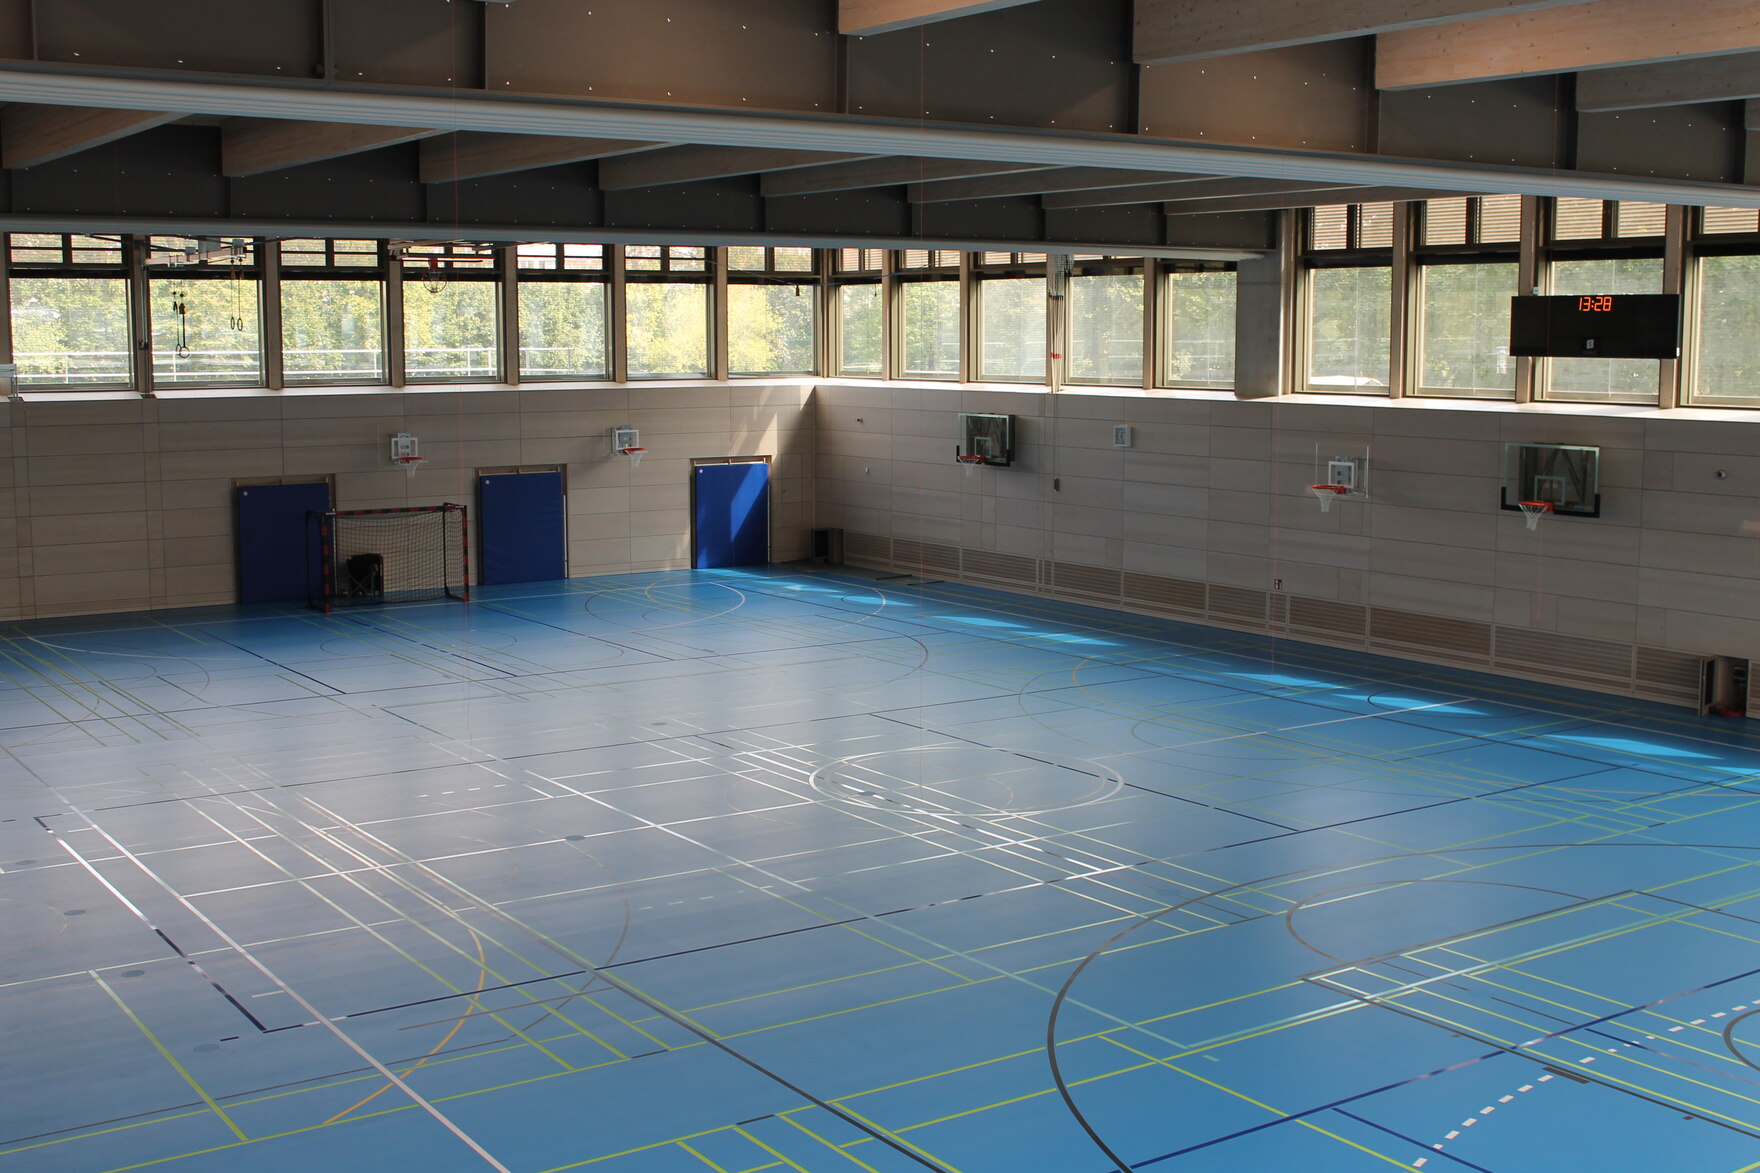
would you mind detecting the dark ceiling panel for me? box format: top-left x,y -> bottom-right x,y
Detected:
231,144 -> 425,223
604,178 -> 764,234
1162,211 -> 1278,251
914,197 -> 1043,242
35,0 -> 319,76
846,0 -> 1132,133
0,0 -> 32,59
424,165 -> 604,229
1577,102 -> 1745,184
486,0 -> 837,112
331,0 -> 483,89
1043,204 -> 1164,247
765,190 -> 912,238
1138,40 -> 1373,153
1379,77 -> 1567,167
11,126 -> 226,217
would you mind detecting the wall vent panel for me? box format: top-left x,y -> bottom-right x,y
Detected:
1370,607 -> 1492,662
1052,561 -> 1122,599
1288,597 -> 1368,641
1495,627 -> 1633,685
1634,646 -> 1705,704
1209,584 -> 1268,624
845,531 -> 892,566
1123,571 -> 1206,614
962,548 -> 1038,586
892,537 -> 960,572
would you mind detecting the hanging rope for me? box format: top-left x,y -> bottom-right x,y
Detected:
169,287 -> 190,358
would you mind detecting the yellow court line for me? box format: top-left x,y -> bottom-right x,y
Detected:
676,1141 -> 733,1171
778,1115 -> 886,1172
733,1128 -> 812,1173
322,927 -> 495,1125
90,971 -> 248,1143
1291,1120 -> 1419,1169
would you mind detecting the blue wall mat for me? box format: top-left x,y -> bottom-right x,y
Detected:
479,471 -> 566,585
235,481 -> 332,604
693,462 -> 770,568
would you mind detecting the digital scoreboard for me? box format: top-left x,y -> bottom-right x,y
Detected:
1509,293 -> 1681,360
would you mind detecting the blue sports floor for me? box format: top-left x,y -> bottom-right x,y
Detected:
5,568 -> 1760,1173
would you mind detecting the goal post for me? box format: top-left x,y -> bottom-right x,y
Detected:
308,503 -> 471,613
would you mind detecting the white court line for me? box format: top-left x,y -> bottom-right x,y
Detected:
52,821 -> 514,1173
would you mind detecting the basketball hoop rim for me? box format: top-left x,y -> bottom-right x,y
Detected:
1309,483 -> 1348,494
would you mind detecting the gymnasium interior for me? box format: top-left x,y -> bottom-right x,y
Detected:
2,2 -> 1760,1171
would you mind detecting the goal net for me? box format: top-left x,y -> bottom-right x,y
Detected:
310,504 -> 470,612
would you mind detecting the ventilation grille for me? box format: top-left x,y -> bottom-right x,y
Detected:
844,531 -> 891,565
1123,571 -> 1205,614
1052,562 -> 1122,599
892,537 -> 959,572
1208,585 -> 1268,624
1288,597 -> 1367,640
1370,608 -> 1492,662
1634,646 -> 1705,704
962,549 -> 1037,586
1495,627 -> 1633,685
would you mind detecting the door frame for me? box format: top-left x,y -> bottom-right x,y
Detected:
232,473 -> 335,604
475,464 -> 569,583
690,455 -> 772,568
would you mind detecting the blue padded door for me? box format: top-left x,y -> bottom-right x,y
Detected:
478,471 -> 566,585
693,461 -> 770,569
235,481 -> 332,604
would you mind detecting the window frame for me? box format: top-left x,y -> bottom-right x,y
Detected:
277,238 -> 390,387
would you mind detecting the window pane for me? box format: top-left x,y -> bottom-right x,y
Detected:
1702,207 -> 1760,235
1307,267 -> 1390,391
1478,194 -> 1523,243
1357,202 -> 1395,249
151,278 -> 263,387
978,277 -> 1045,382
838,284 -> 882,376
1309,206 -> 1349,251
1164,271 -> 1236,388
901,280 -> 961,380
1694,255 -> 1760,406
1615,201 -> 1667,238
10,276 -> 133,388
1418,262 -> 1517,398
282,279 -> 385,384
1424,198 -> 1469,246
1067,272 -> 1143,386
1544,257 -> 1661,404
626,282 -> 709,378
1554,197 -> 1605,240
728,284 -> 816,375
404,281 -> 500,381
518,281 -> 607,379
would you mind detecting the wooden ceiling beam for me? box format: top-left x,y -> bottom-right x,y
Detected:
839,0 -> 1042,36
598,145 -> 877,190
1576,51 -> 1760,111
762,157 -> 1054,197
1134,0 -> 1583,65
1045,177 -> 1361,209
1163,186 -> 1462,214
1377,0 -> 1760,90
221,119 -> 439,177
910,166 -> 1212,203
420,133 -> 666,183
1,105 -> 180,169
